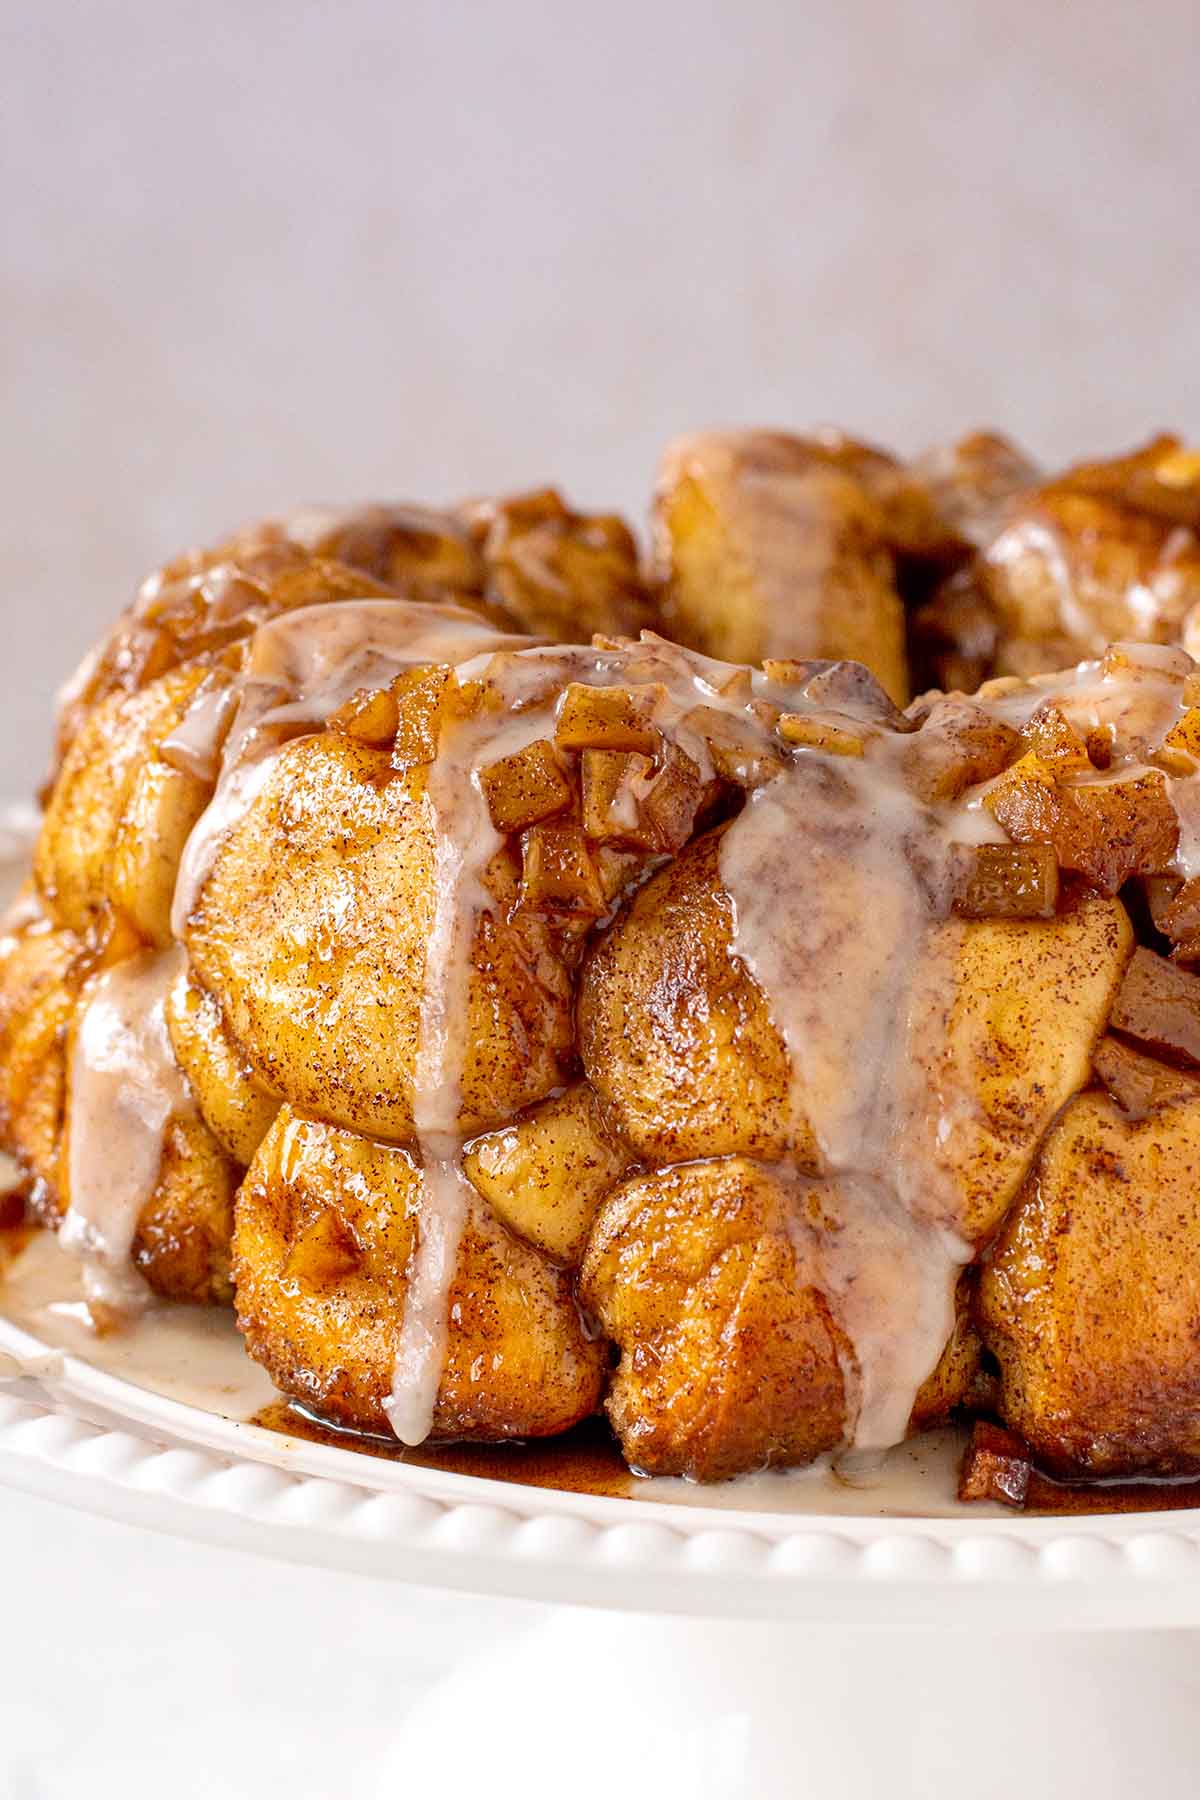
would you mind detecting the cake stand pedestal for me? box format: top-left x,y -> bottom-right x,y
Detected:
390,1612 -> 1200,1799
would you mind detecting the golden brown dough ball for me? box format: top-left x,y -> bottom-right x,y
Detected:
235,1107 -> 606,1438
652,430 -> 910,703
581,1157 -> 850,1480
978,1087 -> 1200,1477
184,732 -> 576,1142
578,827 -> 798,1167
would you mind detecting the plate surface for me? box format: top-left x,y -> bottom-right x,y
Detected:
4,1234 -> 1200,1627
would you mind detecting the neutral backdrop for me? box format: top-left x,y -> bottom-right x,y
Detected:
2,0 -> 1198,798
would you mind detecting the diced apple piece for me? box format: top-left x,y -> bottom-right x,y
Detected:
480,738 -> 574,834
391,664 -> 456,772
330,685 -> 400,747
985,756 -> 1178,894
581,750 -> 656,847
957,1421 -> 1032,1508
1153,706 -> 1200,777
463,1083 -> 632,1264
520,824 -> 608,921
905,695 -> 1021,803
800,660 -> 912,727
1022,702 -> 1092,772
1092,1035 -> 1200,1119
777,714 -> 868,757
640,744 -> 704,852
554,684 -> 660,754
1159,876 -> 1200,961
681,705 -> 785,789
950,843 -> 1059,919
1109,946 -> 1200,1069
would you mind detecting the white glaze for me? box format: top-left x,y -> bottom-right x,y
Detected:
170,598 -> 524,937
718,745 -> 970,1449
385,715 -> 501,1447
385,635 -> 794,1443
60,949 -> 193,1314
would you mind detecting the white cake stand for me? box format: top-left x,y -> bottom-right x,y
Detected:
2,1300 -> 1199,1800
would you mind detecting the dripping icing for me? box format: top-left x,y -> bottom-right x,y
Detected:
61,948 -> 192,1315
48,591 -> 1200,1463
170,598 -> 528,938
718,749 -> 971,1449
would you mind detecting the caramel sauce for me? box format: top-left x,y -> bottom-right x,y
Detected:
251,1394 -> 1200,1512
0,1219 -> 32,1276
251,1400 -> 634,1498
1024,1471 -> 1200,1517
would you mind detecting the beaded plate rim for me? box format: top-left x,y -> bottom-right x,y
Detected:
3,1322 -> 1200,1625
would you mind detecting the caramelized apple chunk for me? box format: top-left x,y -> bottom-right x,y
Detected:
984,756 -> 1178,894
1021,703 -> 1092,772
680,706 -> 786,789
579,743 -> 704,854
580,749 -> 655,846
903,694 -> 1021,802
770,657 -> 912,727
554,684 -> 660,754
519,823 -> 608,923
1109,946 -> 1200,1069
949,844 -> 1059,920
479,738 -> 575,834
776,713 -> 869,756
957,1422 -> 1033,1508
1157,876 -> 1200,961
639,743 -> 705,851
463,1083 -> 632,1264
391,664 -> 457,772
1092,1035 -> 1200,1119
1151,706 -> 1200,776
329,685 -> 400,748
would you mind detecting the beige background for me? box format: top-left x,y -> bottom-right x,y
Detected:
2,0 -> 1198,796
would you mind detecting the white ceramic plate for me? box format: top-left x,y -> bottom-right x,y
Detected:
3,1241 -> 1200,1630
